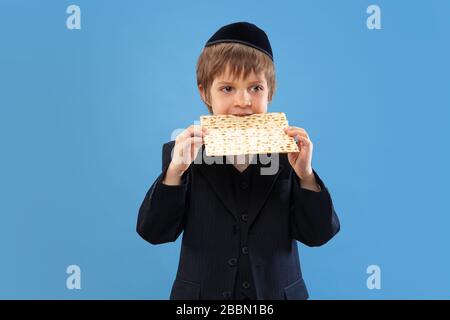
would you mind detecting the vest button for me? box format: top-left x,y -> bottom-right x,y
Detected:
228,258 -> 237,266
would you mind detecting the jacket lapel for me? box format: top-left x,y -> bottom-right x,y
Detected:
195,148 -> 284,224
195,153 -> 238,220
247,158 -> 283,228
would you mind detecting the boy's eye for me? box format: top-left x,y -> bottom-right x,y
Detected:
251,85 -> 263,92
221,86 -> 233,93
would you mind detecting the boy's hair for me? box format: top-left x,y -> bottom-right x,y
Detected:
196,43 -> 276,114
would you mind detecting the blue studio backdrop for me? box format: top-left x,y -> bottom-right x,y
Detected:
1,0 -> 449,299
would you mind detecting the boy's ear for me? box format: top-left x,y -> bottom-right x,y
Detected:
198,84 -> 207,103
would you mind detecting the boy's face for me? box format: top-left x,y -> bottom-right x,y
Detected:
200,66 -> 269,116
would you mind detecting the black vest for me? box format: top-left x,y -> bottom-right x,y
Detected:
228,162 -> 257,300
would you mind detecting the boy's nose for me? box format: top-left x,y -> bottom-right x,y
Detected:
234,91 -> 251,108
234,100 -> 251,108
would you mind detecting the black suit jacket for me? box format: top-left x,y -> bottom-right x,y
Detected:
137,141 -> 340,300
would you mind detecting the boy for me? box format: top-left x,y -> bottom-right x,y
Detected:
137,22 -> 340,300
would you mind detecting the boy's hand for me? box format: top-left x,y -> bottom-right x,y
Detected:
169,125 -> 209,176
283,126 -> 320,190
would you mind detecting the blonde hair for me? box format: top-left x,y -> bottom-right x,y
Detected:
196,42 -> 276,114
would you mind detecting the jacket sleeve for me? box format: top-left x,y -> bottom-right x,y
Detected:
289,169 -> 340,247
136,142 -> 190,245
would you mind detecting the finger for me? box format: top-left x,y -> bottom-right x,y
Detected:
283,127 -> 308,134
190,137 -> 205,160
284,129 -> 308,137
284,130 -> 309,141
178,126 -> 207,142
297,135 -> 313,148
186,125 -> 206,138
187,125 -> 209,135
182,136 -> 204,149
284,126 -> 307,134
191,141 -> 204,159
179,137 -> 204,164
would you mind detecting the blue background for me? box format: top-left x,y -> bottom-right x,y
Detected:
1,0 -> 449,299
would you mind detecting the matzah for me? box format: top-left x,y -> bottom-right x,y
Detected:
200,112 -> 299,156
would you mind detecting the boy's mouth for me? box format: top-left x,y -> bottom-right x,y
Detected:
232,113 -> 253,117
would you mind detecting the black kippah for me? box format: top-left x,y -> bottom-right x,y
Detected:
205,22 -> 273,61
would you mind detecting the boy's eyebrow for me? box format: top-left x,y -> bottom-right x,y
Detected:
216,80 -> 265,85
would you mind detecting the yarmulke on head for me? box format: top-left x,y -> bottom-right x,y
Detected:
205,22 -> 273,61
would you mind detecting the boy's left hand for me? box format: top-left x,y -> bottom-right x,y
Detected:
283,126 -> 318,187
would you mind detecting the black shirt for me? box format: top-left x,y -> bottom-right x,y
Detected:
228,162 -> 257,300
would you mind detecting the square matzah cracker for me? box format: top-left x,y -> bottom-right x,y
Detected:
200,112 -> 299,156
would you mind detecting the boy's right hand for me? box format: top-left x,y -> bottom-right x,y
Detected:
168,125 -> 209,177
